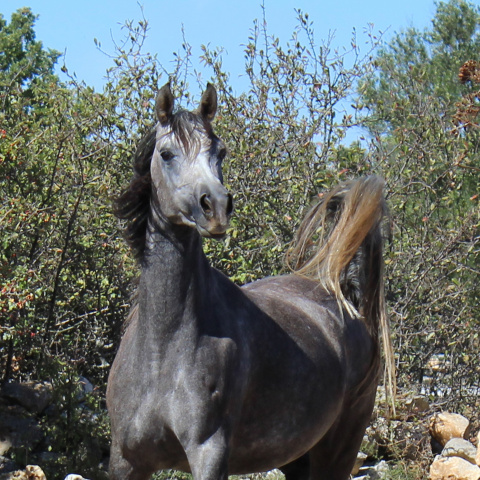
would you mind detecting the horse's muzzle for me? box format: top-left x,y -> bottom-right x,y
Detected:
196,185 -> 233,238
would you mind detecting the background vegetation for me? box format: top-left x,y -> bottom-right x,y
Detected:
0,0 -> 478,478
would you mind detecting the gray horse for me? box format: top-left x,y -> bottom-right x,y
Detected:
107,83 -> 393,480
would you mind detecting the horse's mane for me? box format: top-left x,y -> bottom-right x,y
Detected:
114,110 -> 211,260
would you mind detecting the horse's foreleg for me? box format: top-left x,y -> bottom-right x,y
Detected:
185,427 -> 229,480
109,438 -> 154,480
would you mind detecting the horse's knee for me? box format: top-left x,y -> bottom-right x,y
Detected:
184,428 -> 230,480
109,443 -> 151,480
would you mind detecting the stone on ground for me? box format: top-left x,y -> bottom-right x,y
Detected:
430,456 -> 480,480
442,438 -> 477,464
429,412 -> 471,447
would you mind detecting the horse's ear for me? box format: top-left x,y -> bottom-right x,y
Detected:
156,82 -> 174,125
198,83 -> 217,122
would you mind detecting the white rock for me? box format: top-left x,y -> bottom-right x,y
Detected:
0,471 -> 28,480
476,430 -> 480,467
358,460 -> 389,479
372,460 -> 389,479
0,439 -> 12,456
1,465 -> 46,480
25,465 -> 46,480
352,451 -> 368,476
429,412 -> 471,446
430,456 -> 480,480
442,438 -> 477,464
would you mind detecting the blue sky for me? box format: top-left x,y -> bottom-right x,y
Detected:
3,0 -> 437,93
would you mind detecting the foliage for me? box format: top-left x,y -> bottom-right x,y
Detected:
0,8 -> 132,386
359,0 -> 480,131
37,363 -> 110,479
358,0 -> 480,407
200,9 -> 378,283
383,462 -> 427,480
152,471 -> 192,480
0,8 -> 60,103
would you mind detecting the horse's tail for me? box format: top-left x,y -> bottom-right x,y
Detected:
286,175 -> 395,405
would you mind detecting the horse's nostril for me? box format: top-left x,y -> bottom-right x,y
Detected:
226,194 -> 234,216
200,194 -> 212,214
200,192 -> 233,218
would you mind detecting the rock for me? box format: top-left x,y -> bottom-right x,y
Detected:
0,412 -> 43,453
1,382 -> 52,414
427,353 -> 451,373
430,456 -> 480,480
406,395 -> 430,413
352,451 -> 368,476
372,461 -> 390,479
367,417 -> 428,461
429,412 -> 471,447
366,417 -> 390,445
25,466 -> 45,480
358,460 -> 390,479
0,471 -> 28,480
0,466 -> 45,480
0,456 -> 19,474
361,433 -> 378,457
442,438 -> 477,464
476,431 -> 480,467
77,377 -> 94,401
0,440 -> 11,457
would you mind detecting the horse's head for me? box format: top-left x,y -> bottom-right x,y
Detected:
151,82 -> 233,239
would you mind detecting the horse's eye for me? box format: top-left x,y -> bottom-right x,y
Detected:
160,150 -> 174,162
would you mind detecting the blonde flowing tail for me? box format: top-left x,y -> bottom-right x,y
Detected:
286,176 -> 396,412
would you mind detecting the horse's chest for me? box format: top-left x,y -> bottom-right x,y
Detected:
136,333 -> 243,423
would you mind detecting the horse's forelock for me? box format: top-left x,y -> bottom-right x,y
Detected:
163,110 -> 212,160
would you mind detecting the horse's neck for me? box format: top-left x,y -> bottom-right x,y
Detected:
139,221 -> 210,336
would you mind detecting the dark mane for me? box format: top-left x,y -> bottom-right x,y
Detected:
114,110 -> 211,260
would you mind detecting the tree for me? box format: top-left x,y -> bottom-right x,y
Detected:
198,11 -> 379,283
0,8 -> 129,387
360,0 -> 480,131
103,8 -> 380,284
0,8 -> 60,112
0,9 -> 138,474
358,0 -> 480,407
